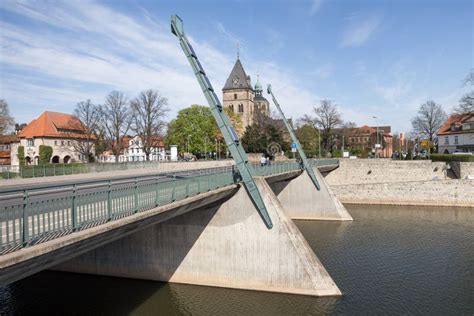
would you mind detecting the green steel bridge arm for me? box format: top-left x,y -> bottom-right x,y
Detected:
267,84 -> 320,190
171,15 -> 273,228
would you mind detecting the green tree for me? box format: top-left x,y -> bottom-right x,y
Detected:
17,145 -> 25,165
241,113 -> 289,154
165,105 -> 220,156
295,124 -> 319,158
39,145 -> 53,164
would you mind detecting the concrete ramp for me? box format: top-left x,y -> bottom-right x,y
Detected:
54,178 -> 341,297
269,169 -> 353,221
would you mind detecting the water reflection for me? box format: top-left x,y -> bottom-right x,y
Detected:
1,205 -> 473,315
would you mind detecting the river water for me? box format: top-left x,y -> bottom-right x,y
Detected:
1,204 -> 473,315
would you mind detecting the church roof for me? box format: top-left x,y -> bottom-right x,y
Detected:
223,59 -> 253,91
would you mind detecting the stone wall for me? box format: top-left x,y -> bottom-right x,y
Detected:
325,159 -> 446,186
321,159 -> 473,208
331,180 -> 474,208
460,162 -> 474,179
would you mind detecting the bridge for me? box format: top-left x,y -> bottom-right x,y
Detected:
0,160 -> 352,296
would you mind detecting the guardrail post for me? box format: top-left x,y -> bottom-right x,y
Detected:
22,190 -> 29,247
185,179 -> 189,197
197,172 -> 201,194
107,180 -> 112,221
155,175 -> 160,207
171,174 -> 176,201
207,170 -> 211,191
134,177 -> 139,213
72,184 -> 77,231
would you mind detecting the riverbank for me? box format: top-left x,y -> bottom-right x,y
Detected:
325,159 -> 474,208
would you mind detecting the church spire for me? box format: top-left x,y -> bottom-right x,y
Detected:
254,75 -> 263,96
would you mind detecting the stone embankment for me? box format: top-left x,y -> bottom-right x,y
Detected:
325,159 -> 474,208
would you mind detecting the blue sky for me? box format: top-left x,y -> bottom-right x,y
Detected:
0,0 -> 472,133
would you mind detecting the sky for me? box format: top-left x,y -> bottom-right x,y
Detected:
0,0 -> 472,133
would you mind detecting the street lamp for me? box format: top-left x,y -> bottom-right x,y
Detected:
318,127 -> 321,159
373,116 -> 379,158
204,136 -> 208,160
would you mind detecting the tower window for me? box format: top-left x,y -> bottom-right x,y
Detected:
229,104 -> 234,112
234,93 -> 237,100
238,104 -> 244,113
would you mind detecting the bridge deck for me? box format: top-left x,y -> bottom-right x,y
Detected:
0,160 -> 338,256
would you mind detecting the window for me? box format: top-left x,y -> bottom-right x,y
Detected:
444,137 -> 449,145
454,136 -> 458,144
67,141 -> 71,146
54,140 -> 58,146
238,104 -> 244,113
234,93 -> 237,100
27,139 -> 34,147
229,104 -> 234,112
61,140 -> 65,146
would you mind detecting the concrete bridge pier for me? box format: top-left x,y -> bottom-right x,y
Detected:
54,177 -> 341,297
268,169 -> 353,221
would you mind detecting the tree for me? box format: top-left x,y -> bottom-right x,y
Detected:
73,100 -> 100,162
295,124 -> 319,158
453,69 -> 474,114
131,89 -> 169,161
17,145 -> 25,166
241,112 -> 289,155
411,100 -> 447,152
100,91 -> 132,163
313,100 -> 342,153
0,99 -> 14,134
165,105 -> 220,156
39,145 -> 53,164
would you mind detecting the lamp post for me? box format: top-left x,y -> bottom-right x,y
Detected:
373,116 -> 379,158
318,127 -> 321,159
204,136 -> 207,160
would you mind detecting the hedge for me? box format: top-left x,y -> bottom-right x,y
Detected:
431,154 -> 474,162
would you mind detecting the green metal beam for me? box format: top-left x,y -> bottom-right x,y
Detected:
171,15 -> 273,228
267,84 -> 320,190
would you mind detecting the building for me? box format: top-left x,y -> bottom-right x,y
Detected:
0,135 -> 19,165
222,58 -> 270,133
333,125 -> 393,158
12,111 -> 95,165
98,135 -> 166,162
437,112 -> 474,154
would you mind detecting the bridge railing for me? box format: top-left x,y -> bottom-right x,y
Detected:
0,160 -> 339,254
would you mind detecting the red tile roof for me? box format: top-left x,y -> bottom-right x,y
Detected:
18,111 -> 95,139
0,135 -> 19,144
437,112 -> 474,135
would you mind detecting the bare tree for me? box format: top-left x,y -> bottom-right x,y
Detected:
0,99 -> 14,134
453,69 -> 474,114
72,100 -> 100,162
100,91 -> 132,163
313,99 -> 343,152
130,89 -> 169,161
411,100 -> 447,151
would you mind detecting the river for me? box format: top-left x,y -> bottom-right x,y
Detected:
1,204 -> 473,315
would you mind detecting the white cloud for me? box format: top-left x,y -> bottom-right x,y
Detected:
0,0 -> 323,126
340,13 -> 382,47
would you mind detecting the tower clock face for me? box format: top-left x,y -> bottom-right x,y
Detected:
232,76 -> 239,85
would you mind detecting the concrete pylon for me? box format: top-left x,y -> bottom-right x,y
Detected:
54,178 -> 341,297
270,169 -> 353,221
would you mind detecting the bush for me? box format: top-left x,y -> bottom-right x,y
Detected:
39,145 -> 53,164
431,154 -> 474,162
17,145 -> 25,165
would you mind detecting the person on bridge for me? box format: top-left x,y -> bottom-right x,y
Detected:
260,155 -> 267,167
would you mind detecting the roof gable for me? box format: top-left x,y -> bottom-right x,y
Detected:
18,111 -> 90,139
223,59 -> 252,90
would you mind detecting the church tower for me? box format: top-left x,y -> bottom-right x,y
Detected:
222,58 -> 270,133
